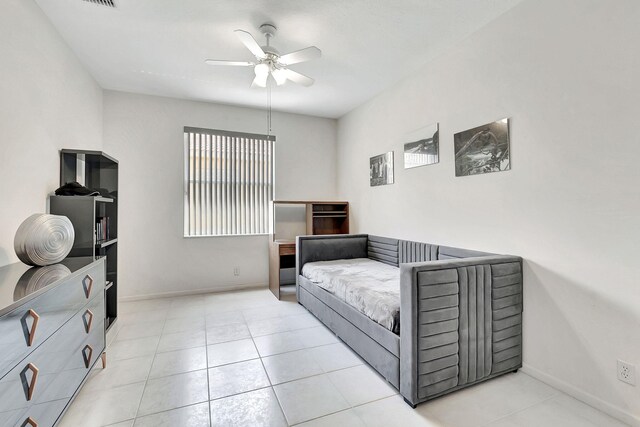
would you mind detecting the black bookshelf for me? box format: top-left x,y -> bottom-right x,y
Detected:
51,150 -> 119,331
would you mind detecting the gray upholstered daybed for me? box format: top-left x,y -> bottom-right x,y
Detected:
296,234 -> 523,407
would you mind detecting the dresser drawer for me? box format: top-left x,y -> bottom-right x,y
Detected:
279,244 -> 296,256
0,295 -> 105,415
0,399 -> 67,427
38,320 -> 105,404
0,262 -> 105,380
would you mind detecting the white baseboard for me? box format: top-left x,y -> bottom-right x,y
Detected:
117,282 -> 268,302
521,364 -> 640,427
105,321 -> 120,347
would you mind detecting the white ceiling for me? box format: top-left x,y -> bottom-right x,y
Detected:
35,0 -> 523,119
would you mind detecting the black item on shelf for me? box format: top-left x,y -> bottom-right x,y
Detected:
96,188 -> 114,198
55,181 -> 100,196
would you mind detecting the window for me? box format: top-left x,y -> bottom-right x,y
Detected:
184,127 -> 275,237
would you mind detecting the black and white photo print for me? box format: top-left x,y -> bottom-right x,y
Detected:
370,151 -> 394,186
454,118 -> 510,177
404,123 -> 439,169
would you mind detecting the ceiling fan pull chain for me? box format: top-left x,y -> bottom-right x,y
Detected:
267,84 -> 272,136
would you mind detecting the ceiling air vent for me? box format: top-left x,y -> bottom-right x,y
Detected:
83,0 -> 116,7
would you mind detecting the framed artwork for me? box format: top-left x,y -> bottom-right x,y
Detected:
404,123 -> 439,169
454,118 -> 510,177
370,151 -> 394,186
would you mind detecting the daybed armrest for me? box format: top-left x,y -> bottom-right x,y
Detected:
296,234 -> 369,275
399,255 -> 523,406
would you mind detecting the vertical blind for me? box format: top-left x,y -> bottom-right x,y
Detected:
184,127 -> 275,237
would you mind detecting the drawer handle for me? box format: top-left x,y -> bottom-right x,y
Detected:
82,309 -> 94,334
22,417 -> 38,427
20,363 -> 39,401
82,345 -> 94,369
20,309 -> 40,347
82,275 -> 94,299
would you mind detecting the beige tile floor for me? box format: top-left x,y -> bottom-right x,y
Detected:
58,289 -> 627,427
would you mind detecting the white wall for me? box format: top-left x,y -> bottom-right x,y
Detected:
337,0 -> 640,423
103,91 -> 337,299
0,0 -> 103,267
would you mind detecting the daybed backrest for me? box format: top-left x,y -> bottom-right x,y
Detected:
301,235 -> 494,271
368,236 -> 494,265
437,245 -> 493,260
367,235 -> 399,266
399,240 -> 439,263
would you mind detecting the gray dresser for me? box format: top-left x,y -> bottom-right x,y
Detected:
0,257 -> 106,427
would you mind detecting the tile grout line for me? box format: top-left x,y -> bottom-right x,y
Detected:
131,309 -> 169,423
285,324 -> 395,426
266,359 -> 364,388
242,308 -> 291,426
94,344 -> 364,410
204,303 -> 212,427
115,309 -> 314,345
478,393 -> 559,427
265,314 -> 386,426
108,401 -> 209,426
92,339 -> 367,407
263,299 -> 399,426
113,295 -> 375,425
110,326 -> 330,363
135,346 -> 362,396
288,393 -> 401,427
127,301 -> 214,422
254,336 -> 345,358
209,385 -> 273,404
66,294 -> 315,425
247,322 -> 324,339
102,296 -> 369,426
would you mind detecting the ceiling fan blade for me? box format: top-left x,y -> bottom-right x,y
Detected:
234,29 -> 266,59
205,59 -> 254,67
282,69 -> 315,87
278,46 -> 321,65
251,73 -> 268,88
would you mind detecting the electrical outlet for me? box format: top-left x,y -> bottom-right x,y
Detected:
617,360 -> 636,385
233,267 -> 240,276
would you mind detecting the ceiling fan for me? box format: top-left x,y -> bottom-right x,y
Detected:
205,23 -> 321,88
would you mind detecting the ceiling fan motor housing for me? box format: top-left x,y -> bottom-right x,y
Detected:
261,47 -> 280,58
259,23 -> 277,38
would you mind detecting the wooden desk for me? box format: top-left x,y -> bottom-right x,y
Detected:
269,200 -> 349,300
269,240 -> 296,299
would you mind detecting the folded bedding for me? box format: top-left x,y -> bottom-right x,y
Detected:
301,258 -> 400,334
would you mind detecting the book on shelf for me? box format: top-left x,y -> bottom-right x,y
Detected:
95,216 -> 110,242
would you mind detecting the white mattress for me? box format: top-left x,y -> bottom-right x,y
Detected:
301,258 -> 400,334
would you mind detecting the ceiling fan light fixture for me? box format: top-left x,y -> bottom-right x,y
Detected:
271,68 -> 287,86
254,63 -> 270,77
252,70 -> 268,88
